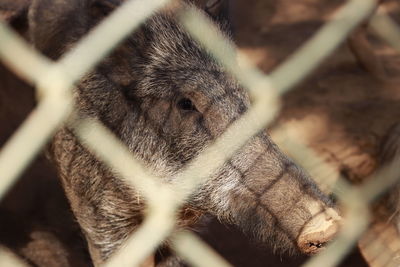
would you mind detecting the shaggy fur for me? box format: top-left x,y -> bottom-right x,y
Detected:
4,0 -> 334,265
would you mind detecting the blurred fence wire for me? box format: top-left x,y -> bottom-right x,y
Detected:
1,0 -> 400,266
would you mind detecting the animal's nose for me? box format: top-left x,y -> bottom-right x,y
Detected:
297,207 -> 341,254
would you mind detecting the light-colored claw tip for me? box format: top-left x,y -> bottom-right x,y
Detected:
297,207 -> 342,255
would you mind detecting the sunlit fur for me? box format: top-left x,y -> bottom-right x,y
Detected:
28,0 -> 333,265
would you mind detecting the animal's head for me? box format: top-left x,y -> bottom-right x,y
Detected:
27,0 -> 340,260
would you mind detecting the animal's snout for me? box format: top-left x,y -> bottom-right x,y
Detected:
297,207 -> 341,254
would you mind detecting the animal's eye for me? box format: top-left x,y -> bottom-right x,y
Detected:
177,98 -> 197,112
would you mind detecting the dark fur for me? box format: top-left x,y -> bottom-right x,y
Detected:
4,0 -> 333,265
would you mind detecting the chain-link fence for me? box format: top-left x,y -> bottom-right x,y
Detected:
1,0 -> 400,266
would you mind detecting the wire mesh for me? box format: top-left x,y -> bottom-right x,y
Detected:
0,246 -> 29,267
0,0 -> 400,266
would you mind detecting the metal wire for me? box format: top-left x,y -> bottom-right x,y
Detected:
0,0 -> 400,266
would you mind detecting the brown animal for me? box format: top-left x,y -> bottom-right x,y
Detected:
1,0 -> 341,266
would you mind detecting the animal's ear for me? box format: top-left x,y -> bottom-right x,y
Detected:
28,0 -> 92,59
89,0 -> 121,19
28,0 -> 120,60
189,0 -> 230,23
0,0 -> 31,26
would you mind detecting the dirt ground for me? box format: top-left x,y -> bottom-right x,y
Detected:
224,0 -> 400,266
1,0 -> 400,266
234,0 -> 400,184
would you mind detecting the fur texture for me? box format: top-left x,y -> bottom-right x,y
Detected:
22,0 -> 334,265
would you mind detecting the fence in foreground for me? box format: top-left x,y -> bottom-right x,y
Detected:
1,0 -> 400,266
